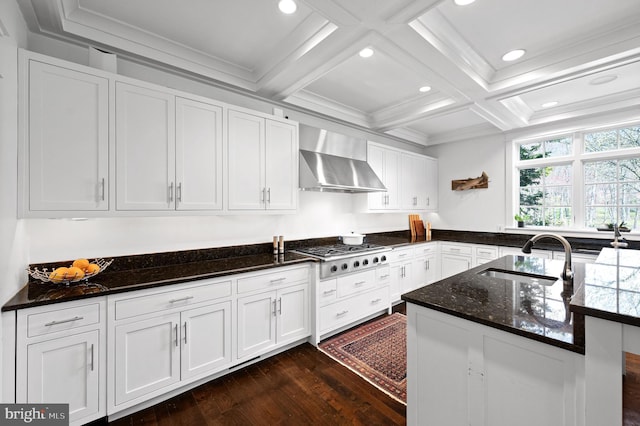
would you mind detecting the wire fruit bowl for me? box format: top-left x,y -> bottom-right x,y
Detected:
27,258 -> 113,285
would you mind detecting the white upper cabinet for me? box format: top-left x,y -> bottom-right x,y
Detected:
25,59 -> 109,213
227,109 -> 298,211
116,83 -> 224,211
368,142 -> 438,212
175,97 -> 223,211
368,143 -> 400,210
116,82 -> 175,211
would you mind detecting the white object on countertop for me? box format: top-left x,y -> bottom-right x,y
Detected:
341,232 -> 365,245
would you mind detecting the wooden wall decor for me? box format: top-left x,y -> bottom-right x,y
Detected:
451,171 -> 489,191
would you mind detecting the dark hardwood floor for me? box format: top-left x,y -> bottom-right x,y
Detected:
107,303 -> 640,426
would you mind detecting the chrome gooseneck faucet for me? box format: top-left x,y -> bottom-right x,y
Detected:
522,233 -> 573,280
611,224 -> 629,249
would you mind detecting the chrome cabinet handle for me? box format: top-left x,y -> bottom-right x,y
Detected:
323,289 -> 336,295
90,344 -> 95,371
267,188 -> 271,203
379,274 -> 390,279
169,182 -> 174,202
261,188 -> 266,203
100,178 -> 105,201
354,281 -> 366,286
174,324 -> 178,347
426,260 -> 430,270
336,310 -> 349,317
427,197 -> 430,206
184,322 -> 187,345
371,298 -> 382,304
270,277 -> 286,284
272,300 -> 277,317
278,298 -> 282,315
413,196 -> 417,206
45,316 -> 83,326
177,182 -> 182,203
399,253 -> 407,257
169,296 -> 194,303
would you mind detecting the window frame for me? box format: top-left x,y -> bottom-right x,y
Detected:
511,122 -> 640,233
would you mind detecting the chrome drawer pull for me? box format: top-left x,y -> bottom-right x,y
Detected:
336,310 -> 349,317
354,281 -> 366,286
270,277 -> 286,284
371,298 -> 382,304
174,324 -> 178,347
45,316 -> 83,326
184,322 -> 188,344
169,296 -> 194,303
90,344 -> 95,371
323,289 -> 336,295
399,253 -> 407,257
379,274 -> 390,279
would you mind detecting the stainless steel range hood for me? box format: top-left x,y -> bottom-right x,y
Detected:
298,125 -> 386,193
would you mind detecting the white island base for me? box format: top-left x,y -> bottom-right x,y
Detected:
406,303 -> 585,426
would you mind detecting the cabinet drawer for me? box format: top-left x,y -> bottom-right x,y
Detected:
114,280 -> 232,320
387,247 -> 414,263
336,270 -> 376,299
26,302 -> 101,338
319,286 -> 389,333
237,266 -> 308,294
441,243 -> 472,256
376,265 -> 391,283
475,246 -> 498,259
318,279 -> 337,306
415,243 -> 437,256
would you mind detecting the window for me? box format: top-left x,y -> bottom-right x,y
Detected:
514,123 -> 640,231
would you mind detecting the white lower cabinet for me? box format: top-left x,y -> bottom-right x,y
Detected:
440,243 -> 473,279
237,282 -> 309,360
108,278 -> 233,412
317,266 -> 390,340
15,299 -> 106,426
407,303 -> 583,426
412,243 -> 438,290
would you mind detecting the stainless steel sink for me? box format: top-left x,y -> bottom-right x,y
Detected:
477,268 -> 558,286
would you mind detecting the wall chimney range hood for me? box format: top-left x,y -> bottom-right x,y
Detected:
298,125 -> 386,193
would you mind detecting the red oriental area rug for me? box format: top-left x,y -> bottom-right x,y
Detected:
318,313 -> 407,404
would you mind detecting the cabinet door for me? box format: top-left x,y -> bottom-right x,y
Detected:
28,60 -> 109,211
413,254 -> 438,289
390,262 -> 411,301
116,82 -> 175,210
175,97 -> 223,210
401,153 -> 419,210
367,144 -> 386,210
181,301 -> 232,380
228,110 -> 265,210
276,283 -> 310,344
26,330 -> 100,424
384,149 -> 401,209
441,254 -> 471,279
265,120 -> 297,210
114,313 -> 180,405
424,157 -> 438,211
237,291 -> 276,359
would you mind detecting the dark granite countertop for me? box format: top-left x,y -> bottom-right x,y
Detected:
570,248 -> 640,327
2,250 -> 314,311
402,255 -> 586,353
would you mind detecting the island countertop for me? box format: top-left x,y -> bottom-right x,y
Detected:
402,255 -> 585,353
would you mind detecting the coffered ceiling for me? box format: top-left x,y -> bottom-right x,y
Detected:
17,0 -> 640,145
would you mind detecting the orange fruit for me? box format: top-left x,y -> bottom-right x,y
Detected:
49,267 -> 68,283
65,266 -> 85,280
72,258 -> 90,271
85,263 -> 100,274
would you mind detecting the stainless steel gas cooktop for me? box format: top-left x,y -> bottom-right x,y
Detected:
293,243 -> 390,279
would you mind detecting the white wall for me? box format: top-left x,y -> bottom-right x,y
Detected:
0,0 -> 28,403
24,192 -> 409,263
425,135 -> 507,232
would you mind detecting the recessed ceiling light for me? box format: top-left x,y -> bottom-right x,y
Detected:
502,49 -> 526,62
278,0 -> 297,14
589,75 -> 618,86
454,0 -> 476,5
419,86 -> 432,93
541,101 -> 559,108
359,47 -> 374,58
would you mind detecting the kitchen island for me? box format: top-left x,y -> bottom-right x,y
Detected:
403,249 -> 640,426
